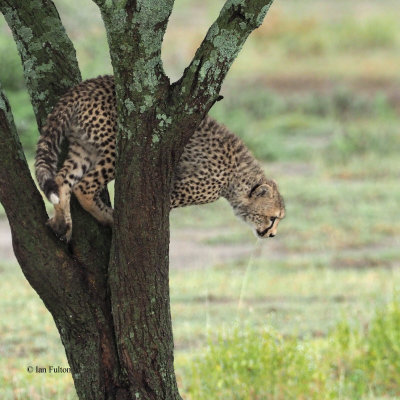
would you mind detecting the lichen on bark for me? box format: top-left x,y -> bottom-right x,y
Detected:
0,0 -> 81,127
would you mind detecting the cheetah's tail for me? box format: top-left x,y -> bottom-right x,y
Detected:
35,113 -> 70,205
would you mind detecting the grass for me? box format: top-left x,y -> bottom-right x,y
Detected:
181,297 -> 400,399
0,261 -> 76,400
169,251 -> 400,344
1,0 -> 400,398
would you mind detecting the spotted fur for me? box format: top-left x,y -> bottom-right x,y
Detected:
35,76 -> 285,241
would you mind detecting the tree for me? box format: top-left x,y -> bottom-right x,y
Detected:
0,0 -> 274,399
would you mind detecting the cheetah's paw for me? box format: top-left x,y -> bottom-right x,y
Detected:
46,218 -> 72,242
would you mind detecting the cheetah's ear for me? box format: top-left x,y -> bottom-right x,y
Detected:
249,183 -> 271,198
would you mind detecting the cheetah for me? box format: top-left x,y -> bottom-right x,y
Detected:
35,76 -> 285,241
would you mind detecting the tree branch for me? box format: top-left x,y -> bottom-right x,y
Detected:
0,0 -> 81,128
172,0 -> 274,116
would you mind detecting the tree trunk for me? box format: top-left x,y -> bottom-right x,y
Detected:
110,127 -> 179,398
0,0 -> 274,398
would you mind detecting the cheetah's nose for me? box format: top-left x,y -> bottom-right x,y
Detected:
269,233 -> 275,238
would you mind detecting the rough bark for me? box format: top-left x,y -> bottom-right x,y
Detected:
0,0 -> 274,399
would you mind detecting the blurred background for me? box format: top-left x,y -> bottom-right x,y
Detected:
0,0 -> 400,398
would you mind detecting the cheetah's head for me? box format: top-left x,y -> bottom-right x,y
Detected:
234,180 -> 285,238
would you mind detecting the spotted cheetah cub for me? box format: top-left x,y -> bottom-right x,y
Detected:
35,76 -> 285,241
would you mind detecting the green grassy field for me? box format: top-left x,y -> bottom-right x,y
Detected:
1,0 -> 400,398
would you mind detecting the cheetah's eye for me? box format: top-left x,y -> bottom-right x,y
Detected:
270,217 -> 277,223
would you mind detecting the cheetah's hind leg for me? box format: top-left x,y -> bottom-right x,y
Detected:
46,148 -> 90,241
73,160 -> 114,226
46,175 -> 74,242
